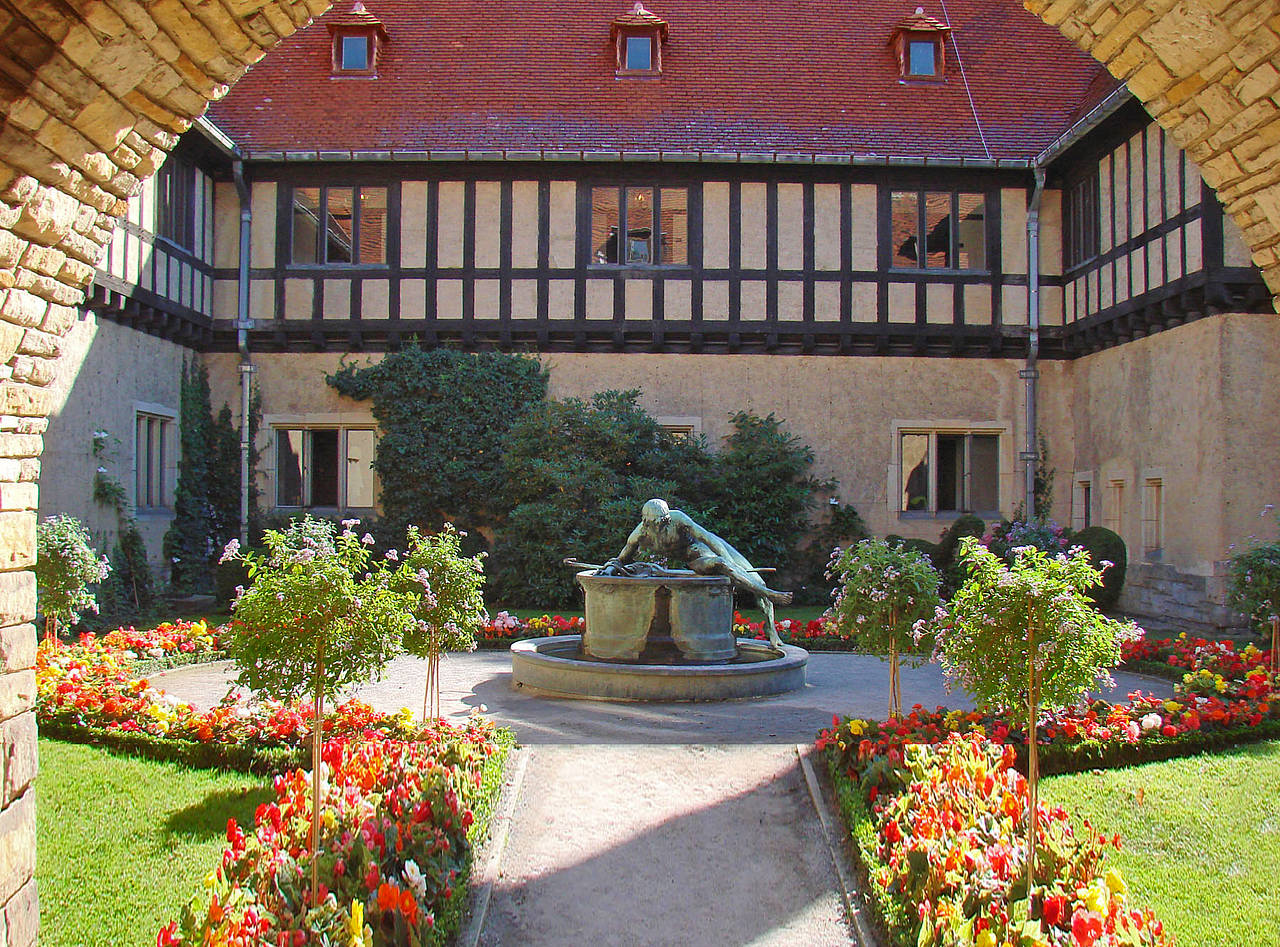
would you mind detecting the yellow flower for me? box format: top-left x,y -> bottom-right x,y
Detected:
1164,700 -> 1181,713
976,930 -> 997,947
1105,867 -> 1128,897
1082,880 -> 1107,914
847,719 -> 866,736
347,900 -> 368,947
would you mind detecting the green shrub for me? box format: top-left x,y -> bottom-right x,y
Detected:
1072,525 -> 1127,610
935,514 -> 985,596
791,502 -> 871,606
490,390 -> 713,606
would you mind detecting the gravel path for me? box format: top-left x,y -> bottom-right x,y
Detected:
152,652 -> 1171,946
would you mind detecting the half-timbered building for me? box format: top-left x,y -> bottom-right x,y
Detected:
42,0 -> 1279,633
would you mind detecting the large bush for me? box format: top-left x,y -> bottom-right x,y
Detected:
1072,525 -> 1128,611
489,390 -> 715,606
328,346 -> 548,539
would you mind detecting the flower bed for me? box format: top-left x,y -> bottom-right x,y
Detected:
474,611 -> 585,648
159,725 -> 507,947
39,621 -> 513,946
830,734 -> 1170,947
820,636 -> 1279,945
36,627 -> 445,773
1120,632 -> 1269,684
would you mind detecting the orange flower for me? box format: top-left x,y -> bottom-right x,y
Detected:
377,882 -> 400,912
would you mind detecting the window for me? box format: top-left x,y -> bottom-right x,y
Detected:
907,39 -> 937,76
900,430 -> 1000,515
1064,172 -> 1100,269
891,190 -> 986,269
275,427 -> 376,510
156,154 -> 194,250
290,185 -> 388,265
339,34 -> 370,70
1072,475 -> 1094,531
612,4 -> 668,76
625,35 -> 653,71
1104,479 -> 1125,536
135,412 -> 172,511
591,186 -> 688,265
1142,477 -> 1164,557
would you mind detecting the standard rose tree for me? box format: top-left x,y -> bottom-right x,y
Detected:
394,523 -> 487,721
827,538 -> 941,719
35,514 -> 111,644
932,537 -> 1141,891
221,516 -> 416,904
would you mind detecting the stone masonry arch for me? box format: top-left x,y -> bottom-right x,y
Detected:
0,1 -> 327,942
0,0 -> 1276,942
1026,0 -> 1280,309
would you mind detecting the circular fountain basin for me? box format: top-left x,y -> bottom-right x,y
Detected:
511,635 -> 808,701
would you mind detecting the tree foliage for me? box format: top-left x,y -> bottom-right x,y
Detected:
397,522 -> 488,657
327,346 -> 548,538
489,390 -> 714,605
222,517 -> 413,704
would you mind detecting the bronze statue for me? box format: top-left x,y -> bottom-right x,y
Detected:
601,498 -> 792,649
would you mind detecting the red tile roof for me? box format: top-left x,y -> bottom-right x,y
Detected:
612,3 -> 670,41
208,0 -> 1119,162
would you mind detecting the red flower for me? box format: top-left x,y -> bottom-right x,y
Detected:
1071,909 -> 1104,946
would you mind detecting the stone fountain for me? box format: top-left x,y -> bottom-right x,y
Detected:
511,500 -> 808,701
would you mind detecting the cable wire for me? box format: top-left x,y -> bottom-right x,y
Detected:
938,0 -> 992,160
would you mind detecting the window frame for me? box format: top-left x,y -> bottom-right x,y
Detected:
888,188 -> 991,272
894,31 -> 947,80
133,405 -> 175,514
155,154 -> 195,252
288,184 -> 390,268
614,27 -> 662,76
588,184 -> 691,271
1071,471 -> 1095,531
1063,170 -> 1101,271
893,424 -> 1004,518
269,421 -> 378,513
1141,471 -> 1164,559
331,27 -> 380,77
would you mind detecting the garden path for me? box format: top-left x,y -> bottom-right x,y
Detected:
154,655 -> 1170,946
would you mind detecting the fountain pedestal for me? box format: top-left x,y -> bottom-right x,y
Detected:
509,569 -> 808,701
579,571 -> 736,663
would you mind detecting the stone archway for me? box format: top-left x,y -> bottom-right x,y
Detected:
0,0 -> 1277,941
1026,0 -> 1280,307
0,2 -> 326,941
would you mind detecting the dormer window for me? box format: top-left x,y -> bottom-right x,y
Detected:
328,1 -> 387,77
890,7 -> 949,81
612,3 -> 669,77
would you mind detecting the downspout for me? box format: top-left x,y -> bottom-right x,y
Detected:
233,160 -> 255,548
1022,166 -> 1046,517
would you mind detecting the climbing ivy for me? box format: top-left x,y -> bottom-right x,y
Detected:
327,345 -> 548,539
163,360 -> 258,593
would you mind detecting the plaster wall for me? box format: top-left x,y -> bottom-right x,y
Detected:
1047,312 -> 1280,631
40,316 -> 187,570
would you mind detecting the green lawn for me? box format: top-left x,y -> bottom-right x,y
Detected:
36,738 -> 270,947
1043,740 -> 1280,947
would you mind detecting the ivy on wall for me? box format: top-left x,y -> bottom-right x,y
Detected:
327,346 -> 548,539
163,360 -> 260,593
